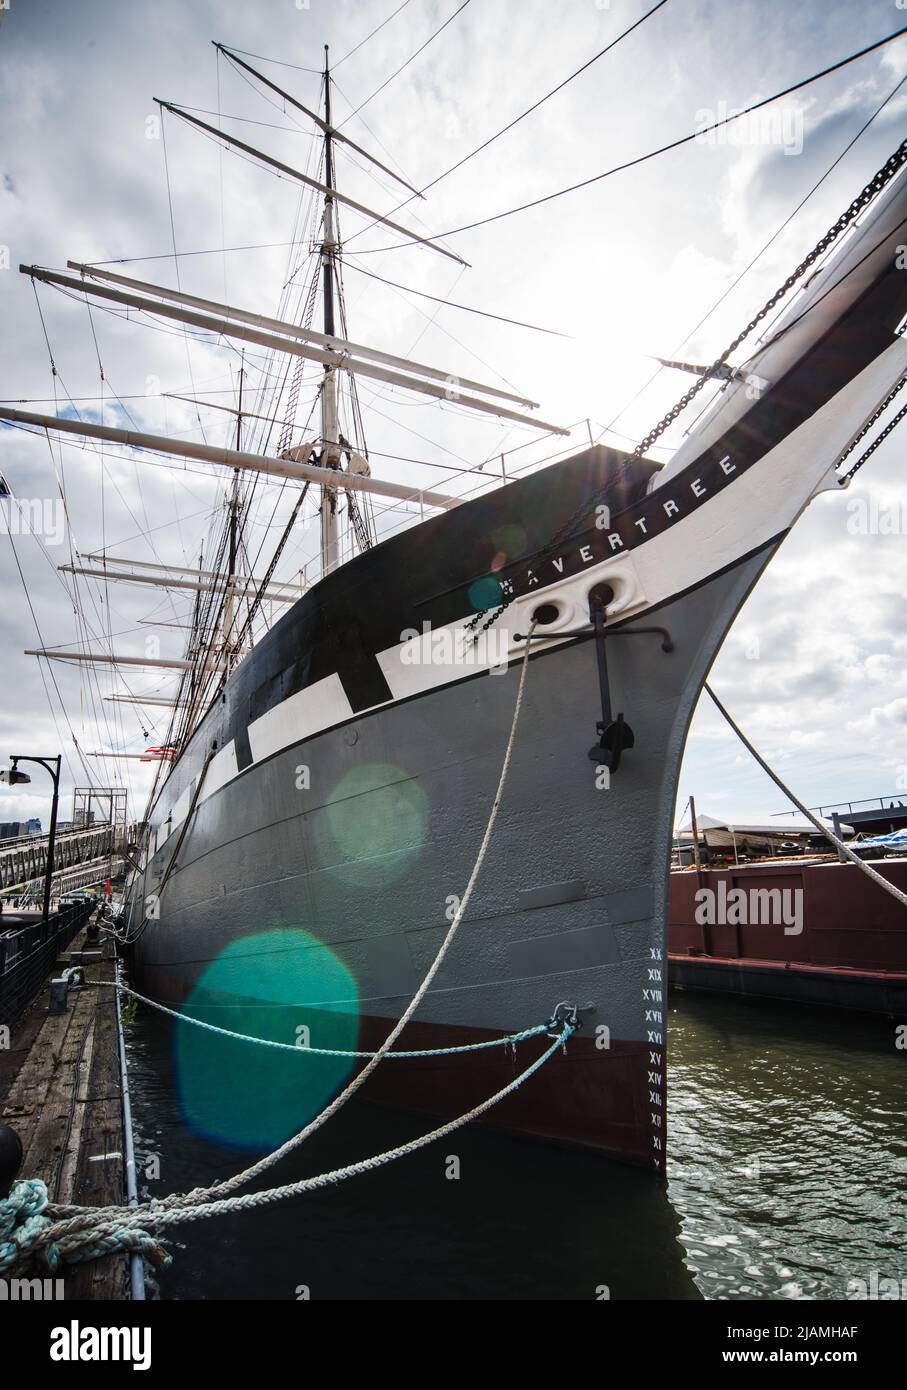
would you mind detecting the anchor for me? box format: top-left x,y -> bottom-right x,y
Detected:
588,585 -> 636,770
514,588 -> 672,772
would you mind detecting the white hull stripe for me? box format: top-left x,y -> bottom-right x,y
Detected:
148,338 -> 907,853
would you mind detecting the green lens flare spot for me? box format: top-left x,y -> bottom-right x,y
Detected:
468,575 -> 503,611
490,523 -> 526,558
322,762 -> 429,887
176,928 -> 359,1151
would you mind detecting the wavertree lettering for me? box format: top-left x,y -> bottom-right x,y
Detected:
497,449 -> 741,605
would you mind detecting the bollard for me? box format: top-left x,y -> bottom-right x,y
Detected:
0,1123 -> 23,1198
49,978 -> 69,1015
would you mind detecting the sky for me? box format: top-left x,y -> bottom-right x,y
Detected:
0,0 -> 906,836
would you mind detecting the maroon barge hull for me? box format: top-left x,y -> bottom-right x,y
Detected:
668,857 -> 907,1015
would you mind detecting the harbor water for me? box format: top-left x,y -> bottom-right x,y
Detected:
125,990 -> 907,1300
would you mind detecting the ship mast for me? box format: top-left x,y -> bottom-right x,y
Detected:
319,45 -> 341,578
223,356 -> 243,664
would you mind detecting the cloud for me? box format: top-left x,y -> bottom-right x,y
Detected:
1,0 -> 905,837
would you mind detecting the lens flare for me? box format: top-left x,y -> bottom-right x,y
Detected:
176,928 -> 359,1150
468,575 -> 503,611
321,761 -> 429,886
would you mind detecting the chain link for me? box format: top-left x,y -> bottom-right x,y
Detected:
840,393 -> 907,480
836,370 -> 907,473
471,139 -> 907,636
633,138 -> 907,458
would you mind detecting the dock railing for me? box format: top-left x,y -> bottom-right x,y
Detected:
0,899 -> 97,1032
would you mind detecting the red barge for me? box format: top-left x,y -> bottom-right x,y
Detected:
669,856 -> 907,1015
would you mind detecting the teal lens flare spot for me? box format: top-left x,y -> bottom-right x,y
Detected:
176,928 -> 359,1151
468,575 -> 503,611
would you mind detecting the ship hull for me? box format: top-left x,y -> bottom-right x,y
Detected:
131,548 -> 773,1170
127,203 -> 907,1168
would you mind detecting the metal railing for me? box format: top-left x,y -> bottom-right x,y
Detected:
813,795 -> 907,817
0,823 -> 138,895
0,900 -> 97,1032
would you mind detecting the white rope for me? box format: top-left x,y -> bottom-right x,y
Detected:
34,1021 -> 573,1257
162,621 -> 537,1206
56,620 -> 536,1234
705,683 -> 907,910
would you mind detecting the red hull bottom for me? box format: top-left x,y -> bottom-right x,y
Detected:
135,958 -> 666,1173
354,1015 -> 665,1172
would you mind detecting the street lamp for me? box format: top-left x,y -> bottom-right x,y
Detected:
0,755 -> 62,923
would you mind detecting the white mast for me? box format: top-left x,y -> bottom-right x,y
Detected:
320,46 -> 341,578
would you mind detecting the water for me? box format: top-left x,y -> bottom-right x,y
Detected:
125,991 -> 907,1300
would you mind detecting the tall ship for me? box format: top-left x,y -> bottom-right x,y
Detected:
6,39 -> 907,1170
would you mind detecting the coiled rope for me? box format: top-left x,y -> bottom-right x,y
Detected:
0,1179 -> 170,1275
705,683 -> 907,911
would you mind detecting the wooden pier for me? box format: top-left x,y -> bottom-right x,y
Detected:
0,911 -> 129,1299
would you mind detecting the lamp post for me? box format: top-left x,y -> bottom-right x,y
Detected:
0,755 -> 62,922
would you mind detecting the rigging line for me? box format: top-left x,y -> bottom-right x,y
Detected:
245,380 -> 323,583
23,305 -> 180,761
161,112 -> 208,447
391,24 -> 907,242
173,104 -> 313,134
375,258 -> 531,399
345,0 -> 672,245
329,74 -> 419,190
218,51 -> 314,136
342,260 -> 571,337
83,299 -> 123,767
325,77 -> 462,266
2,508 -> 93,791
334,0 -> 415,69
427,0 -> 670,195
725,84 -> 907,365
81,293 -> 165,442
216,47 -> 228,307
217,47 -> 321,74
601,74 -> 907,441
745,211 -> 907,355
338,0 -> 472,125
86,239 -> 312,265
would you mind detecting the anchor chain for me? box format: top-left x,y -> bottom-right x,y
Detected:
468,137 -> 907,638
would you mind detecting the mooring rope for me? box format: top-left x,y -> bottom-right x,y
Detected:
0,1019 -> 574,1268
705,683 -> 907,910
110,980 -> 551,1057
0,624 -> 548,1272
154,617 -> 539,1211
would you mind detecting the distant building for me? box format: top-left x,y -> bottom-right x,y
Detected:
0,818 -> 43,841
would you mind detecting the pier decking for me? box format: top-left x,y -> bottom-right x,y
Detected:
0,912 -> 129,1298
